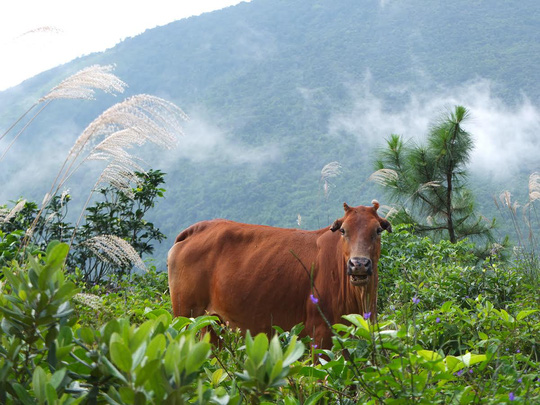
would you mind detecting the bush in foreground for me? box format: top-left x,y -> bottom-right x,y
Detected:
0,242 -> 539,403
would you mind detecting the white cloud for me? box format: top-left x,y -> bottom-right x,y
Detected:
327,77 -> 540,178
160,108 -> 280,168
0,0 -> 249,90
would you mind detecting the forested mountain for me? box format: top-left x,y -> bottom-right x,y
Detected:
1,0 -> 538,267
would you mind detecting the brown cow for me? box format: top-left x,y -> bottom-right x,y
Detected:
167,200 -> 391,348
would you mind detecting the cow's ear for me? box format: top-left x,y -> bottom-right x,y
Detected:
343,202 -> 351,212
380,218 -> 392,233
330,219 -> 343,232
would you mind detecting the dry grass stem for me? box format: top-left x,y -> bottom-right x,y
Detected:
84,235 -> 147,272
369,169 -> 399,187
68,94 -> 187,161
499,191 -> 519,214
39,65 -> 127,102
417,181 -> 441,194
529,172 -> 540,202
1,200 -> 26,223
18,26 -> 63,37
321,161 -> 342,182
321,161 -> 342,198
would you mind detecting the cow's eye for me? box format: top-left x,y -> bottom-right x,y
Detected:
339,228 -> 345,235
376,227 -> 383,235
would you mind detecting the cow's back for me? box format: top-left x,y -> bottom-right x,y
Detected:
167,219 -> 322,335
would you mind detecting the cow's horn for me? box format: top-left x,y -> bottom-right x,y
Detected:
343,202 -> 351,212
372,200 -> 380,211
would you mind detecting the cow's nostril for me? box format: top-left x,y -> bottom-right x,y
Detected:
360,258 -> 372,268
349,257 -> 372,269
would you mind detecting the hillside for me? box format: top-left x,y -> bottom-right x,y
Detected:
1,0 -> 539,267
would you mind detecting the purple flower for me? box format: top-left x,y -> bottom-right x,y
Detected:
517,378 -> 523,383
469,369 -> 473,374
412,296 -> 420,305
311,344 -> 318,349
436,317 -> 441,323
363,312 -> 372,320
509,392 -> 515,401
516,349 -> 521,353
310,294 -> 319,304
455,370 -> 464,377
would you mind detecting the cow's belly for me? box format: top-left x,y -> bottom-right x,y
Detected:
207,256 -> 311,335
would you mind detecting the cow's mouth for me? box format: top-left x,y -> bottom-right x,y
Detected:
350,274 -> 369,286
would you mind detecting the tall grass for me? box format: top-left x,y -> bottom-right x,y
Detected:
494,173 -> 540,284
1,65 -> 188,274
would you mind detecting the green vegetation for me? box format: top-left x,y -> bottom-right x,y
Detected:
374,106 -> 495,245
0,228 -> 538,403
0,170 -> 166,284
0,2 -> 538,401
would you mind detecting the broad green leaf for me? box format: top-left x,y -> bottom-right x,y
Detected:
45,383 -> 58,404
164,342 -> 181,374
284,396 -> 299,405
298,366 -> 327,379
32,366 -> 47,404
2,267 -> 21,291
212,368 -> 227,386
250,333 -> 269,365
135,359 -> 161,387
49,368 -> 67,389
131,341 -> 147,370
146,334 -> 166,360
343,314 -> 369,331
283,340 -> 305,367
268,335 -> 283,363
417,350 -> 443,362
304,391 -> 327,405
130,320 -> 154,351
12,383 -> 35,405
269,358 -> 284,383
186,341 -> 211,374
77,327 -> 95,345
445,356 -> 464,373
110,341 -> 133,373
45,242 -> 69,269
441,301 -> 453,312
517,309 -> 538,321
102,355 -> 129,384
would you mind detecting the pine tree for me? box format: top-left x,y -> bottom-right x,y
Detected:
373,105 -> 494,243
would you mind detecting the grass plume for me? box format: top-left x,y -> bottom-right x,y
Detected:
0,65 -> 126,161
84,234 -> 147,272
320,161 -> 342,199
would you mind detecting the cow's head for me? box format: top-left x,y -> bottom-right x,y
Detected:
330,200 -> 392,286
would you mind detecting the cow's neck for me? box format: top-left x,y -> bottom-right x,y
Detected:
338,260 -> 377,319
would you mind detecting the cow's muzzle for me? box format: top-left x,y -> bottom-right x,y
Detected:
347,257 -> 372,286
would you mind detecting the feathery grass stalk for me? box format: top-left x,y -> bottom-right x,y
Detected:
369,168 -> 399,187
0,199 -> 27,223
320,161 -> 342,199
24,94 -> 188,253
0,65 -> 126,158
0,103 -> 37,142
0,101 -> 51,162
84,234 -> 147,273
54,94 -> 187,195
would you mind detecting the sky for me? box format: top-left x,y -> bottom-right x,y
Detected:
0,0 -> 247,91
